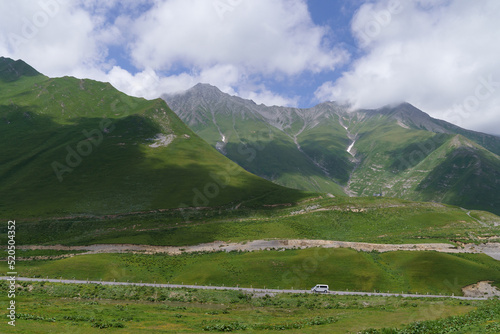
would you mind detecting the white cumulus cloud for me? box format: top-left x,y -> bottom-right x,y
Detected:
128,0 -> 346,75
120,0 -> 347,105
316,0 -> 500,135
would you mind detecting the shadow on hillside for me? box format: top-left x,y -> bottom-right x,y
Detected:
387,134 -> 449,173
0,110 -> 309,220
0,57 -> 41,82
223,140 -> 352,187
415,147 -> 500,215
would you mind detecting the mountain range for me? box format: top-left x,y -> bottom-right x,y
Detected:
165,83 -> 500,214
1,56 -> 499,218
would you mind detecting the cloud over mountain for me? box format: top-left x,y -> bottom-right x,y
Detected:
316,0 -> 500,135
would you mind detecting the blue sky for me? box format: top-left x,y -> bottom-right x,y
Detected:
1,0 -> 499,134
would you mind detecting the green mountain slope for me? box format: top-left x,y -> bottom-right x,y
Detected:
415,136 -> 500,211
346,110 -> 500,213
374,102 -> 500,156
166,84 -> 347,195
0,58 -> 309,217
165,85 -> 500,214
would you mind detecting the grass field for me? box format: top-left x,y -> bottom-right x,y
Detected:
15,248 -> 500,295
2,281 -> 498,333
4,196 -> 499,247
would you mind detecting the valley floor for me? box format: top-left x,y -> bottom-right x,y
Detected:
1,280 -> 499,334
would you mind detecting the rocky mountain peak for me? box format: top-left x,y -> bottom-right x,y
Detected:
0,56 -> 41,82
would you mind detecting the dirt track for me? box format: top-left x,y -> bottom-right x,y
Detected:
462,281 -> 500,298
14,239 -> 500,260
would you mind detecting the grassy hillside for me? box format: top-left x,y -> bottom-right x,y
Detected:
217,111 -> 345,194
347,113 -> 443,197
4,196 -> 500,247
16,249 -> 500,295
347,113 -> 500,214
296,109 -> 354,185
0,58 -> 311,217
166,85 -> 347,195
415,136 -> 500,212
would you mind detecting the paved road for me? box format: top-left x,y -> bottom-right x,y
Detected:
0,276 -> 487,301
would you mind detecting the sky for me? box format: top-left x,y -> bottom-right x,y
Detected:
0,0 -> 499,135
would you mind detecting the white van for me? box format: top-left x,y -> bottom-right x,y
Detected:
311,284 -> 329,293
